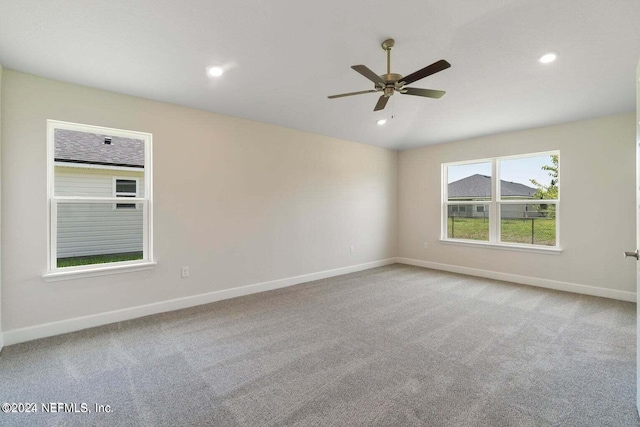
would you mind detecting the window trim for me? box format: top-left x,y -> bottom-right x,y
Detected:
442,151 -> 560,250
44,120 -> 154,280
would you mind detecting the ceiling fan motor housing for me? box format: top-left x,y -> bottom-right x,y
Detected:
381,73 -> 403,84
380,72 -> 404,97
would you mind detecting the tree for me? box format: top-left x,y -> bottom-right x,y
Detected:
530,154 -> 558,217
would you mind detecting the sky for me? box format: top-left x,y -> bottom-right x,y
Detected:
447,154 -> 556,188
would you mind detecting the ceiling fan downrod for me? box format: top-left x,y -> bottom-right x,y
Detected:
382,38 -> 394,75
380,39 -> 402,97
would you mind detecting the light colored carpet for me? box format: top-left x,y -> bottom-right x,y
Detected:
0,264 -> 638,426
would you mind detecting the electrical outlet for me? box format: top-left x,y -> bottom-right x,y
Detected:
350,245 -> 355,253
181,266 -> 189,278
423,242 -> 428,250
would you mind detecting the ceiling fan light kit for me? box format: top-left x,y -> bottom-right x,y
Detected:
328,38 -> 451,111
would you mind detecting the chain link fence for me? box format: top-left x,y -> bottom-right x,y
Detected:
447,204 -> 556,246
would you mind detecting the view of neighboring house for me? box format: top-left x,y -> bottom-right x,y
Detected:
54,129 -> 145,259
448,174 -> 539,218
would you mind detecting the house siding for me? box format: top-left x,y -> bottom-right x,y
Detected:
55,166 -> 144,258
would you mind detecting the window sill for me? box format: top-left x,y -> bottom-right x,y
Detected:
439,239 -> 562,255
43,261 -> 156,282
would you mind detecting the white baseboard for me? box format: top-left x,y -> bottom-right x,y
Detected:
397,257 -> 636,302
2,258 -> 397,346
5,257 -> 633,346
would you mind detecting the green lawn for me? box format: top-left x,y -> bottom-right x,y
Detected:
448,216 -> 490,241
57,252 -> 143,268
448,217 -> 555,246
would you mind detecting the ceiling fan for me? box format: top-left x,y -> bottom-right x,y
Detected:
328,38 -> 451,111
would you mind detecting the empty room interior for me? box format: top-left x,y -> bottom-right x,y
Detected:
1,1 -> 640,425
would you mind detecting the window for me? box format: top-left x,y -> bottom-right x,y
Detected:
443,152 -> 559,249
46,120 -> 153,278
114,178 -> 139,209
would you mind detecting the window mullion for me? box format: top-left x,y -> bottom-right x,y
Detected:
490,159 -> 499,243
54,196 -> 146,203
499,199 -> 557,204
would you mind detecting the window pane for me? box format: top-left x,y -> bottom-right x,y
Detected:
115,194 -> 137,209
116,179 -> 137,194
54,128 -> 145,197
447,162 -> 492,202
116,204 -> 137,209
500,203 -> 556,246
57,202 -> 143,268
447,204 -> 489,241
500,154 -> 558,200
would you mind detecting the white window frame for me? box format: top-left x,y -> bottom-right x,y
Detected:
44,120 -> 155,281
113,177 -> 140,210
441,151 -> 561,253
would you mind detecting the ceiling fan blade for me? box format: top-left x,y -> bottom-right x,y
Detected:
400,60 -> 451,86
374,95 -> 389,111
328,89 -> 377,99
402,87 -> 446,99
351,65 -> 385,85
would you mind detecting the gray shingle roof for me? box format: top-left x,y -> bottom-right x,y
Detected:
448,174 -> 536,199
54,129 -> 144,168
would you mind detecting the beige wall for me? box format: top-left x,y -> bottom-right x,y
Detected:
1,70 -> 398,331
399,113 -> 636,293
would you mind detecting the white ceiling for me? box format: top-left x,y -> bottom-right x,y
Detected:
1,0 -> 639,150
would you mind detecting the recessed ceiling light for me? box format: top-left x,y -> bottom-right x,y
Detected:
207,66 -> 224,77
377,119 -> 387,126
539,52 -> 557,64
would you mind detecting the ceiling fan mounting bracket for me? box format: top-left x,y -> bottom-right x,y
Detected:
381,39 -> 395,51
